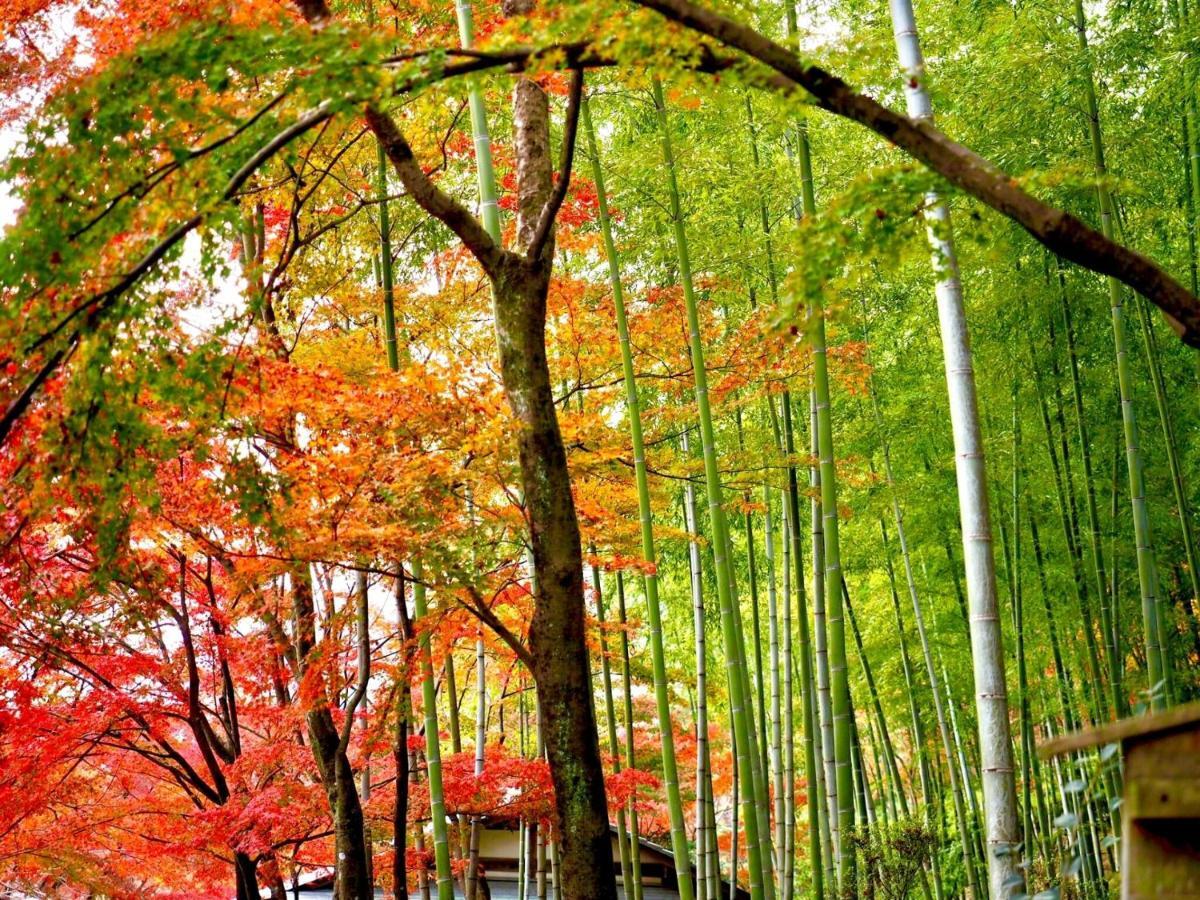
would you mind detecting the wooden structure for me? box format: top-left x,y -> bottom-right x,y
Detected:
1040,701 -> 1200,898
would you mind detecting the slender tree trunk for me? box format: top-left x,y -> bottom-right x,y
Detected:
292,570 -> 374,900
373,126 -> 412,900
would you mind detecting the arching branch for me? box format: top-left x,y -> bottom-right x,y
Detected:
631,0 -> 1200,347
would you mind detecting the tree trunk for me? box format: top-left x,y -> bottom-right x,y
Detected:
491,256 -> 616,899
394,573 -> 413,900
291,571 -> 374,900
234,851 -> 260,900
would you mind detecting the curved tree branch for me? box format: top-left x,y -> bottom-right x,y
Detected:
630,0 -> 1200,347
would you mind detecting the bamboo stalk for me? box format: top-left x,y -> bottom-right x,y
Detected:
886,0 -> 1024,890
652,77 -> 769,900
581,93 -> 695,900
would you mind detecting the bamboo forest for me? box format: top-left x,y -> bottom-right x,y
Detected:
7,0 -> 1200,896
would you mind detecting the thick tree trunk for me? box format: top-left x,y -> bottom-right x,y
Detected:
491,255 -> 617,900
234,851 -> 260,900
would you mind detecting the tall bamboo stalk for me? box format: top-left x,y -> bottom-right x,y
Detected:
411,563 -> 455,900
591,561 -> 635,894
842,580 -> 908,820
1134,294 -> 1200,649
445,10 -> 502,886
681,427 -> 714,900
879,516 -> 945,900
781,394 -> 822,899
866,342 -> 983,900
1011,382 -> 1035,867
787,92 -> 855,898
1070,0 -> 1167,705
765,482 -> 785,878
809,391 -> 838,869
886,1 -> 1023,891
1030,327 -> 1106,722
652,77 -> 769,900
1053,262 -> 1122,716
581,93 -> 695,900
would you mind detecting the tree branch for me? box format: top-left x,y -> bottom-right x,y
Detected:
630,0 -> 1200,347
527,68 -> 585,263
364,105 -> 506,277
458,586 -> 534,671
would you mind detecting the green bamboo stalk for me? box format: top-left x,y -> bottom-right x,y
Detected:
745,101 -> 805,898
371,105 -> 451,897
1028,506 -> 1079,732
1053,262 -> 1123,716
450,0 -> 500,243
1030,328 -> 1106,722
615,572 -> 646,900
765,482 -> 785,874
736,410 -> 771,790
1011,381 -> 1035,869
444,15 -> 499,885
789,108 -> 855,896
780,480 -> 798,886
866,365 -> 982,900
842,580 -> 908,820
581,93 -> 694,900
937,651 -> 987,891
1070,0 -> 1166,706
411,562 -> 455,900
747,516 -> 771,799
652,78 -> 769,900
591,561 -> 634,894
865,714 -> 891,826
1134,294 -> 1199,649
375,143 -> 399,372
849,707 -> 871,832
809,391 -> 838,869
1171,0 -> 1200,299
518,687 -> 528,900
723,527 -> 777,896
781,394 -> 822,899
681,427 -> 714,900
879,516 -> 944,900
